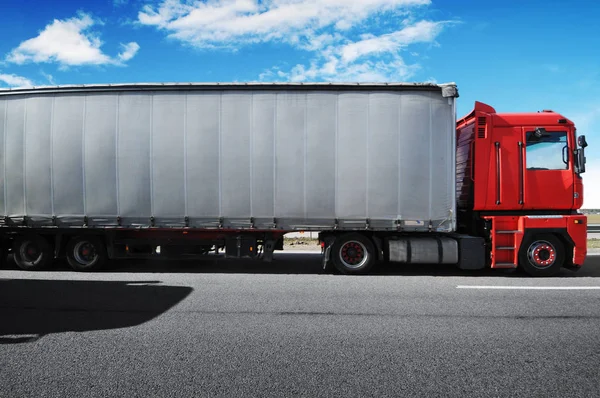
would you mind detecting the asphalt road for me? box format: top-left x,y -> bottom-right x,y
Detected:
2,253 -> 600,397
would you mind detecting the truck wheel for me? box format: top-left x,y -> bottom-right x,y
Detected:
0,241 -> 8,269
13,235 -> 53,271
66,236 -> 107,271
331,234 -> 376,275
519,234 -> 564,277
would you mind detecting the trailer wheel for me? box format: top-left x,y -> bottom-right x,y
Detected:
331,234 -> 376,275
13,235 -> 53,271
66,236 -> 107,272
519,234 -> 564,277
0,240 -> 7,269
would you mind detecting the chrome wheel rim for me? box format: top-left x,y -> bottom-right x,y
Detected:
73,241 -> 98,266
19,240 -> 42,265
527,240 -> 557,269
339,241 -> 368,269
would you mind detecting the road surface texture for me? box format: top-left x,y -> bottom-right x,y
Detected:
1,253 -> 600,398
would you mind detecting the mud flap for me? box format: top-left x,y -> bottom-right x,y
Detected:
322,244 -> 333,271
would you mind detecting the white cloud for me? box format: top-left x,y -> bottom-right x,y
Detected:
139,0 -> 452,82
258,66 -> 289,81
0,73 -> 34,88
274,56 -> 419,83
118,42 -> 141,62
40,71 -> 56,85
567,105 -> 600,209
138,0 -> 432,49
256,19 -> 447,83
569,106 -> 600,136
582,159 -> 600,209
567,102 -> 600,210
6,13 -> 140,67
340,20 -> 445,63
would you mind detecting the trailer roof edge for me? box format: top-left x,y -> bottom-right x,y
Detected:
0,81 -> 458,97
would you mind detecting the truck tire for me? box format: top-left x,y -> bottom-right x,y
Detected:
519,233 -> 564,277
66,236 -> 107,271
13,235 -> 53,271
331,233 -> 376,275
0,241 -> 7,269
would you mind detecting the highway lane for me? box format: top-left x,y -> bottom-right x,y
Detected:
1,254 -> 600,397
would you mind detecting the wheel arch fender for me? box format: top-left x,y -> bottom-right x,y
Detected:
520,228 -> 574,267
320,232 -> 378,274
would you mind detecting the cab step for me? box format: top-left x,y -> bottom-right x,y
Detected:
494,263 -> 517,269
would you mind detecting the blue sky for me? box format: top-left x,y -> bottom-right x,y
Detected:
0,0 -> 598,207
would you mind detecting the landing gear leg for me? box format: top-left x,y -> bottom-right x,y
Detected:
263,240 -> 276,262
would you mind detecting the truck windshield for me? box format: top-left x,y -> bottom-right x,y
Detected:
525,131 -> 568,170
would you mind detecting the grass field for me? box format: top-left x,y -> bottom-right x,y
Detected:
587,214 -> 600,224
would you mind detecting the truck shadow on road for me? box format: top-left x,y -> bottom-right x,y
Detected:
0,279 -> 192,345
113,253 -> 600,278
30,252 -> 600,278
3,253 -> 599,277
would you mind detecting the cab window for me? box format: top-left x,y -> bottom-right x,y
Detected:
525,131 -> 568,170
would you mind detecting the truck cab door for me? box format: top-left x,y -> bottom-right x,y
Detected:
484,127 -> 524,211
522,128 -> 574,210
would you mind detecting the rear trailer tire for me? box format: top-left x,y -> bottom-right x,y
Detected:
13,235 -> 53,271
331,234 -> 376,275
66,236 -> 107,272
0,240 -> 7,269
519,233 -> 565,277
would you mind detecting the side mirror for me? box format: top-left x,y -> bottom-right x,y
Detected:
577,149 -> 586,173
576,135 -> 588,174
534,127 -> 546,138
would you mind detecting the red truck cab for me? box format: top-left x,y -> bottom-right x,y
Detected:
457,102 -> 588,276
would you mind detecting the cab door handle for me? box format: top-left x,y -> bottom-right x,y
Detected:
518,142 -> 524,205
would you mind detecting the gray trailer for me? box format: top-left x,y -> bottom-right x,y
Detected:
0,82 -> 477,273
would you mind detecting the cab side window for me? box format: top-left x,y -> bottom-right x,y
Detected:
525,131 -> 568,170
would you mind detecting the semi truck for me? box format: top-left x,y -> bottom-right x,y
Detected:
0,82 -> 588,276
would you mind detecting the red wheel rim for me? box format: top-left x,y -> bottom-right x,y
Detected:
527,241 -> 557,269
339,241 -> 368,269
